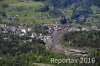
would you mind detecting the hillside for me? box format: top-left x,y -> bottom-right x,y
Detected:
0,0 -> 100,66
0,0 -> 100,25
47,0 -> 100,8
47,0 -> 100,24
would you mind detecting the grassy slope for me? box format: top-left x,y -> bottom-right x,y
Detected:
0,0 -> 18,5
7,9 -> 59,23
10,2 -> 44,7
2,1 -> 58,24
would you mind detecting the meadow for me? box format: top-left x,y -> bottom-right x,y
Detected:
10,2 -> 44,8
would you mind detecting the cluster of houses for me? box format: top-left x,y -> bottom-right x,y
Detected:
8,15 -> 19,21
0,21 -> 61,39
43,21 -> 61,34
0,21 -> 100,41
35,22 -> 61,42
0,23 -> 33,36
67,25 -> 100,32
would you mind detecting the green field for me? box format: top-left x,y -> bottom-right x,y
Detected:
0,1 -> 59,24
0,0 -> 18,5
6,9 -> 59,23
10,2 -> 44,8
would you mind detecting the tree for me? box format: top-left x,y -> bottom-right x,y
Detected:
0,17 -> 2,23
0,0 -> 4,1
60,18 -> 67,25
2,4 -> 9,8
0,12 -> 7,18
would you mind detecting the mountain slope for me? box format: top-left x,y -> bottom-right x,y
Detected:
47,0 -> 100,8
46,0 -> 100,24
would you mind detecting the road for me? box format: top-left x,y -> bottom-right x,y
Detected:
45,28 -> 88,56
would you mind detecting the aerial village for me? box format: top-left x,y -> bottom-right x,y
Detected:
0,14 -> 100,56
0,21 -> 100,41
1,21 -> 100,56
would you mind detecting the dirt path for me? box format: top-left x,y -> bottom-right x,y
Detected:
45,28 -> 88,56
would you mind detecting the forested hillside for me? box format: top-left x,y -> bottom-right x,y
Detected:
47,0 -> 100,8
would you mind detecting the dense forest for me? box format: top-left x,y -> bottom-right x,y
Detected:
0,33 -> 100,66
62,30 -> 100,48
47,0 -> 100,8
